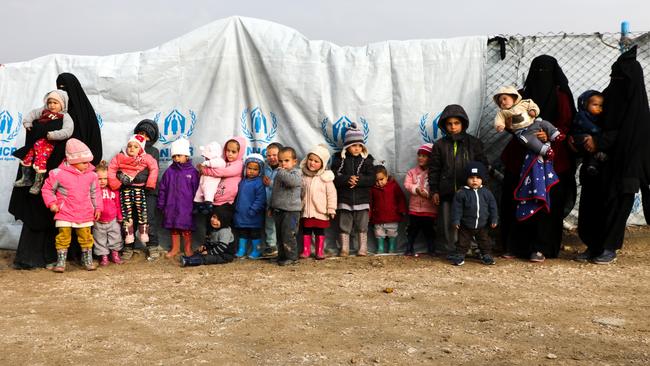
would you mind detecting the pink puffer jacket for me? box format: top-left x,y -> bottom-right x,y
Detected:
42,162 -> 103,223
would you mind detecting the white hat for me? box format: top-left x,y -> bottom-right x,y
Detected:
171,138 -> 191,157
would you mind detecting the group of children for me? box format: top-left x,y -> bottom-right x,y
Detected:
15,83 -> 607,272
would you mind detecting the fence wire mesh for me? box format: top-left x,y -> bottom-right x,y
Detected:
478,31 -> 650,225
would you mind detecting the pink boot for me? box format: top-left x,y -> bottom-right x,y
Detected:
315,235 -> 326,260
99,255 -> 109,266
300,235 -> 312,259
110,250 -> 123,264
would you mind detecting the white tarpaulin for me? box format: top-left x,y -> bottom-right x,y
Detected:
0,16 -> 486,249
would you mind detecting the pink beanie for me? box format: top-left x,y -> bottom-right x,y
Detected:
128,134 -> 147,154
417,143 -> 433,155
66,138 -> 93,164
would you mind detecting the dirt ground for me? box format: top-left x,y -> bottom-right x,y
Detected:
1,231 -> 649,366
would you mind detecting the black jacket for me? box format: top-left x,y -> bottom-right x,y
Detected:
451,186 -> 498,229
331,151 -> 375,207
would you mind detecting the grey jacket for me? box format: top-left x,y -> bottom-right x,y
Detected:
451,185 -> 498,229
270,167 -> 302,211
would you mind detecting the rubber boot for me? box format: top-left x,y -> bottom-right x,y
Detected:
236,238 -> 247,258
14,165 -> 34,187
29,172 -> 45,195
248,239 -> 262,259
166,233 -> 181,258
52,249 -> 67,273
124,222 -> 135,245
182,232 -> 193,256
300,235 -> 312,259
388,237 -> 397,253
122,245 -> 134,260
376,237 -> 385,254
81,249 -> 97,271
138,223 -> 149,244
180,253 -> 204,267
339,233 -> 350,257
315,235 -> 326,260
357,232 -> 368,256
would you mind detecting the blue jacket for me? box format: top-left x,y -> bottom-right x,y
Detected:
451,185 -> 498,229
233,176 -> 266,228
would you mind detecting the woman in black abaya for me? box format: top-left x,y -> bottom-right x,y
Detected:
10,73 -> 102,269
576,46 -> 650,264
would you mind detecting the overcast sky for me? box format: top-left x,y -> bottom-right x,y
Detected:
3,0 -> 649,63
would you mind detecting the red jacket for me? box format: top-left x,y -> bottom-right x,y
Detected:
370,178 -> 407,224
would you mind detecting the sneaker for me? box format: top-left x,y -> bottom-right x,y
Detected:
530,251 -> 545,263
450,255 -> 465,266
277,259 -> 297,266
554,132 -> 566,142
574,249 -> 592,262
110,250 -> 123,264
501,253 -> 516,259
263,247 -> 278,258
481,254 -> 496,265
99,255 -> 110,266
592,250 -> 617,264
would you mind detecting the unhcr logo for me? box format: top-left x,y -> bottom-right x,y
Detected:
419,112 -> 443,143
0,110 -> 20,159
155,109 -> 197,145
320,116 -> 369,150
240,107 -> 278,154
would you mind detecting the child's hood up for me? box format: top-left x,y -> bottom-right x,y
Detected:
133,119 -> 159,145
437,104 -> 470,133
492,86 -> 523,107
43,90 -> 69,113
577,90 -> 602,113
223,136 -> 248,162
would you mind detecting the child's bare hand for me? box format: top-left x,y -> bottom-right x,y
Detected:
196,164 -> 204,174
453,224 -> 460,230
94,211 -> 101,221
490,223 -> 497,229
49,204 -> 59,213
432,193 -> 440,206
583,135 -> 596,153
496,125 -> 505,133
329,213 -> 336,220
348,175 -> 359,187
26,127 -> 31,131
528,110 -> 537,117
263,176 -> 272,186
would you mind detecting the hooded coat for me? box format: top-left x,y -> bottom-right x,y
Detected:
301,146 -> 337,221
428,104 -> 488,201
132,119 -> 161,194
493,86 -> 540,131
157,160 -> 200,230
233,156 -> 266,229
202,136 -> 247,206
41,162 -> 102,224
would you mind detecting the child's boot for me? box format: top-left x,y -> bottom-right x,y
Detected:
180,253 -> 204,267
357,232 -> 368,256
315,235 -> 326,260
182,232 -> 193,256
248,239 -> 262,259
121,245 -> 134,260
110,250 -> 123,264
138,224 -> 150,244
339,233 -> 350,257
236,238 -> 247,258
124,222 -> 135,245
388,237 -> 397,253
99,255 -> 109,266
166,233 -> 181,258
300,235 -> 312,259
29,172 -> 45,195
376,237 -> 385,254
82,249 -> 97,271
14,165 -> 34,187
52,249 -> 67,273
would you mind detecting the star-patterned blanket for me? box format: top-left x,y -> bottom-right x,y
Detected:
514,153 -> 560,221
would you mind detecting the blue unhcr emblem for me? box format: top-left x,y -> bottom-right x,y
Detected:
155,109 -> 197,145
96,113 -> 103,128
320,116 -> 369,150
240,107 -> 278,144
419,112 -> 442,143
0,110 -> 22,143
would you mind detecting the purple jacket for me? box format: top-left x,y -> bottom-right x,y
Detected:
158,161 -> 200,230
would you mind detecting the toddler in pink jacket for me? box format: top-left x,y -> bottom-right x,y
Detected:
42,138 -> 102,272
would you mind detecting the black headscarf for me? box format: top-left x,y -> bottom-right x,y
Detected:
520,55 -> 576,122
601,46 -> 650,198
56,73 -> 102,165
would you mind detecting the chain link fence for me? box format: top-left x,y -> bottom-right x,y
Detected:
478,31 -> 650,225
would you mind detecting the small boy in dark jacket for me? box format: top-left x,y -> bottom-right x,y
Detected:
233,154 -> 266,259
450,161 -> 498,266
429,104 -> 488,255
180,205 -> 236,266
331,123 -> 375,256
271,147 -> 303,266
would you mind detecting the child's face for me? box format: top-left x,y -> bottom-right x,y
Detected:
246,161 -> 261,179
346,143 -> 363,156
445,117 -> 463,135
587,95 -> 604,116
417,153 -> 429,167
210,214 -> 222,229
497,94 -> 516,109
266,147 -> 280,168
306,153 -> 323,172
278,151 -> 297,170
72,162 -> 89,173
137,131 -> 151,141
375,171 -> 388,188
97,170 -> 108,188
225,141 -> 240,162
47,98 -> 62,113
467,175 -> 482,189
126,142 -> 141,157
172,155 -> 188,163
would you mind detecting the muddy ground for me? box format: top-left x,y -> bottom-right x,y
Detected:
0,231 -> 649,366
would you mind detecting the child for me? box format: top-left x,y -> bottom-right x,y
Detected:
332,123 -> 375,256
262,142 -> 283,257
571,90 -> 606,175
233,154 -> 267,259
271,146 -> 302,266
494,86 -> 565,159
93,160 -> 123,266
108,134 -> 159,256
180,205 -> 236,267
429,104 -> 488,256
194,141 -> 226,214
403,143 -> 438,256
370,165 -> 406,255
157,138 -> 200,258
300,144 -> 337,260
41,138 -> 102,272
450,162 -> 498,266
14,90 -> 74,194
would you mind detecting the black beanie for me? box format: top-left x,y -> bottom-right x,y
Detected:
465,161 -> 487,180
